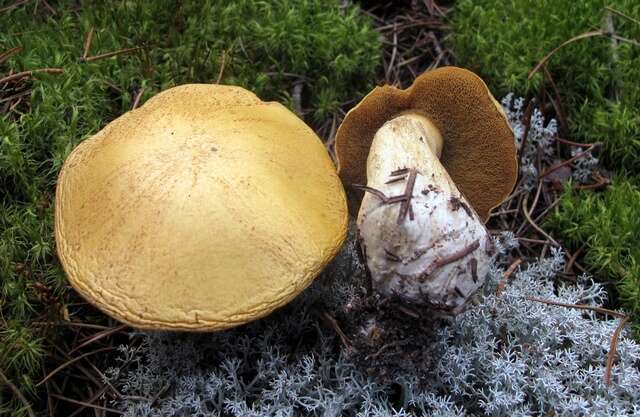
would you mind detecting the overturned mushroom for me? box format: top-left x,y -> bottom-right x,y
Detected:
335,67 -> 517,314
55,84 -> 348,331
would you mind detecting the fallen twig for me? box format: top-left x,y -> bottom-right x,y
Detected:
0,67 -> 64,84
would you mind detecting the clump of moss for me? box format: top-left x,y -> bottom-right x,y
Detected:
449,0 -> 640,173
546,179 -> 640,333
0,0 -> 381,412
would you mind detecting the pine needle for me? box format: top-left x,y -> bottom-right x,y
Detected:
0,368 -> 36,417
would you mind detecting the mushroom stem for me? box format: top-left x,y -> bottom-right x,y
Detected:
357,114 -> 492,314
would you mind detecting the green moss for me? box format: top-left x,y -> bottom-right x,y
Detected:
546,179 -> 640,331
449,0 -> 640,173
0,0 -> 380,411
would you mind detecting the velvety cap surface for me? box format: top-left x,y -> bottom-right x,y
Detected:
335,66 -> 517,221
55,84 -> 348,331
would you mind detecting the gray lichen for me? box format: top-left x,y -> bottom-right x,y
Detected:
107,229 -> 640,416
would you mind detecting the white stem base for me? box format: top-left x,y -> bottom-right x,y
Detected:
357,115 -> 491,314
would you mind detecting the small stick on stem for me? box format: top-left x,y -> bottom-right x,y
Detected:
397,169 -> 417,224
352,184 -> 389,203
426,240 -> 479,276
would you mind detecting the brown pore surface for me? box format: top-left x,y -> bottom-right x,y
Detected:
335,66 -> 518,221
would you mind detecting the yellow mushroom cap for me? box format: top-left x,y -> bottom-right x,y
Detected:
335,66 -> 517,221
55,84 -> 348,331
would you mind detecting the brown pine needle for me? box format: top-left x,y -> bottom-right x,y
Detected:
84,46 -> 142,63
529,31 -> 604,79
496,258 -> 523,296
540,142 -> 602,178
0,0 -> 29,14
49,394 -> 123,415
216,50 -> 227,84
67,387 -> 109,417
37,346 -> 114,386
0,45 -> 23,65
521,194 -> 560,247
530,29 -> 640,79
0,67 -> 64,84
0,368 -> 36,417
604,315 -> 631,386
32,321 -> 110,330
322,312 -> 351,349
574,175 -> 610,190
69,324 -> 127,354
81,27 -> 95,60
526,296 -> 627,318
606,6 -> 640,26
131,87 -> 144,110
555,137 -> 599,148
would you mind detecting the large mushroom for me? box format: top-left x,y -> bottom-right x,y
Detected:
55,84 -> 348,331
335,67 -> 517,314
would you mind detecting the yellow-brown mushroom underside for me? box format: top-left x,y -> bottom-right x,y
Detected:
55,84 -> 348,331
335,66 -> 518,221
